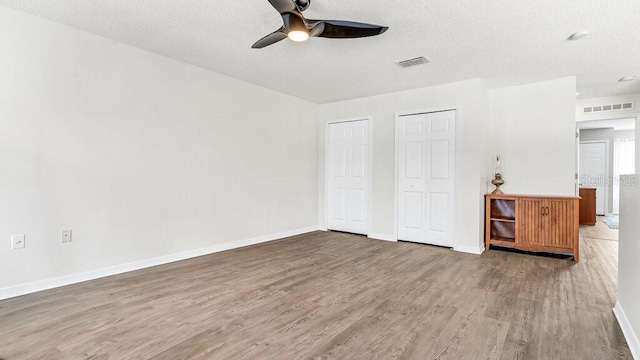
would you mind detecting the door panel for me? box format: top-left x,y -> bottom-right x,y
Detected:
331,145 -> 347,178
404,142 -> 424,179
579,142 -> 607,215
397,110 -> 456,246
424,111 -> 456,246
546,199 -> 574,249
397,115 -> 427,241
351,144 -> 366,178
430,118 -> 449,133
330,188 -> 347,224
350,189 -> 365,224
517,198 -> 545,245
430,140 -> 449,179
403,192 -> 424,233
327,120 -> 369,235
429,193 -> 448,233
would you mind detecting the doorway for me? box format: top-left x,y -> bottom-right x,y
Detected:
577,117 -> 636,217
579,141 -> 608,215
326,118 -> 370,235
396,109 -> 457,247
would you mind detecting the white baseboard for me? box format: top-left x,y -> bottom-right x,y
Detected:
454,244 -> 485,255
614,301 -> 640,359
368,233 -> 396,242
0,226 -> 320,301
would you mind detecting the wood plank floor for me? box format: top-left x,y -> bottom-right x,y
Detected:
0,230 -> 632,359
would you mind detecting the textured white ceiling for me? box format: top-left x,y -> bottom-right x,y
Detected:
1,0 -> 639,103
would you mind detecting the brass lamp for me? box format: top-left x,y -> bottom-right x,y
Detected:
491,155 -> 504,194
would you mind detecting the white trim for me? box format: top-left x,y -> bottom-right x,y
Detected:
368,233 -> 397,242
576,112 -> 640,123
580,140 -> 610,215
324,116 -> 373,236
0,226 -> 320,301
394,106 -> 461,248
614,301 -> 640,359
454,244 -> 485,255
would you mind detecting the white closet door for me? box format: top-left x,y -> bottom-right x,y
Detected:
397,110 -> 456,247
397,114 -> 427,242
424,110 -> 456,246
580,142 -> 607,215
327,120 -> 369,235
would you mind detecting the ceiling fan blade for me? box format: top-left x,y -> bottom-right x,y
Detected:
252,27 -> 288,49
267,0 -> 298,14
313,20 -> 388,38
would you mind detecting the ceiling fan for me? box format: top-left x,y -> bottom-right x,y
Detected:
252,0 -> 388,49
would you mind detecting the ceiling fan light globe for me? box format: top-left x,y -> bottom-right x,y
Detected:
288,30 -> 309,42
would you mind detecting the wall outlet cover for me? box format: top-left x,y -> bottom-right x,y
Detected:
11,234 -> 26,249
62,229 -> 72,243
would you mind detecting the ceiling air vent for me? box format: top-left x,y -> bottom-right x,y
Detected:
582,101 -> 635,114
396,56 -> 431,68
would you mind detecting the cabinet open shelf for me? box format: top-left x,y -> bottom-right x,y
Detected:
490,217 -> 515,222
490,220 -> 515,242
490,198 -> 515,220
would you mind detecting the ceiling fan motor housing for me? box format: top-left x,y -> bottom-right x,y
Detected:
295,0 -> 310,11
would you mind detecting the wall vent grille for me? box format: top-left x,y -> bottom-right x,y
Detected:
583,101 -> 634,114
396,56 -> 431,68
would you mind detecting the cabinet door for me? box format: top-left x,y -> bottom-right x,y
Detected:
545,199 -> 575,249
517,198 -> 545,245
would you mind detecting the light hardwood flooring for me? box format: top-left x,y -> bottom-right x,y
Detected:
580,215 -> 619,241
0,228 -> 631,359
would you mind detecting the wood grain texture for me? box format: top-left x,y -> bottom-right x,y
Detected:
579,188 -> 597,226
0,230 -> 631,359
488,194 -> 579,261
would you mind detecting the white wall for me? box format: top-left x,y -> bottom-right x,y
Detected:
319,79 -> 490,253
615,130 -> 636,140
0,6 -> 320,292
488,78 -> 577,195
580,128 -> 615,214
617,175 -> 640,359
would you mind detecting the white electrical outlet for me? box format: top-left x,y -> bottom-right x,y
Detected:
61,229 -> 72,243
11,234 -> 25,249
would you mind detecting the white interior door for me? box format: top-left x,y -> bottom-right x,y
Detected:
397,110 -> 456,247
327,120 -> 369,235
580,141 -> 607,215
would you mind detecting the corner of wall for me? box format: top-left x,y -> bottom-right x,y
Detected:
614,302 -> 640,359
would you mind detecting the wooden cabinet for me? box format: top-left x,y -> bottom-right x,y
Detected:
579,188 -> 596,226
485,194 -> 580,261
